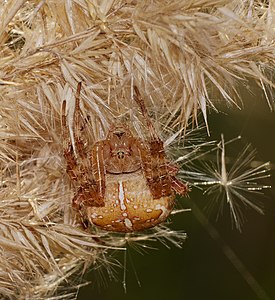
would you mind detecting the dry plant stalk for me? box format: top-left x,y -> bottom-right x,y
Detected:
0,0 -> 274,299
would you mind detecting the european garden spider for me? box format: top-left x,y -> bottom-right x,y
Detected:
62,83 -> 188,232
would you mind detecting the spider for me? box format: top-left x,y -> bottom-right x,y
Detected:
61,83 -> 188,232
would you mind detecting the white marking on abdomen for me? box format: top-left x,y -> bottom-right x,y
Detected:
124,218 -> 133,229
91,213 -> 98,219
118,181 -> 126,211
155,204 -> 168,218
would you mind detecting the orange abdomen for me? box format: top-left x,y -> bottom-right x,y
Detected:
87,172 -> 175,232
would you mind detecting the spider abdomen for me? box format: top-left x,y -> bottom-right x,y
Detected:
87,172 -> 175,232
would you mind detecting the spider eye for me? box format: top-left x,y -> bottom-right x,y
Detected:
117,151 -> 124,159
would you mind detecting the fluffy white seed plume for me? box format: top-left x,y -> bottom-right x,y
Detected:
184,135 -> 271,231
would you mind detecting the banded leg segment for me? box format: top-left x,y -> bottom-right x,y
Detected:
167,163 -> 189,196
62,99 -> 86,210
72,82 -> 90,178
61,100 -> 78,183
134,87 -> 172,198
90,141 -> 106,206
138,141 -> 171,199
61,83 -> 105,209
72,82 -> 105,207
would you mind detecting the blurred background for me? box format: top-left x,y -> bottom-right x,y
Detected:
79,84 -> 275,300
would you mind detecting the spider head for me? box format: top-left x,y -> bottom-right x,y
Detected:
104,124 -> 141,174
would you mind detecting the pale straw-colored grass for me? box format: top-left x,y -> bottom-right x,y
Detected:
0,0 -> 274,298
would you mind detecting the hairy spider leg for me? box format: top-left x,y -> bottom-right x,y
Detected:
72,82 -> 105,207
134,86 -> 188,198
90,141 -> 106,202
133,86 -> 172,198
61,99 -> 89,228
73,82 -> 90,172
62,83 -> 104,210
167,164 -> 189,196
61,101 -> 78,183
133,86 -> 159,140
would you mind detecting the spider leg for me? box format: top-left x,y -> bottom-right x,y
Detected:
62,100 -> 86,212
72,82 -> 105,207
167,163 -> 189,196
134,87 -> 171,198
171,176 -> 189,196
61,100 -> 78,183
90,141 -> 106,206
138,140 -> 172,198
133,86 -> 159,140
62,84 -> 105,211
72,82 -> 90,171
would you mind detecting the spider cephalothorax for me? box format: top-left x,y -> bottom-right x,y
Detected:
103,124 -> 142,174
62,83 -> 188,232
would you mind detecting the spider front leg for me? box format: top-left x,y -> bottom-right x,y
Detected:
167,164 -> 189,196
61,101 -> 79,187
138,139 -> 172,199
61,83 -> 105,211
62,98 -> 86,211
134,87 -> 172,198
134,86 -> 188,198
72,82 -> 106,207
